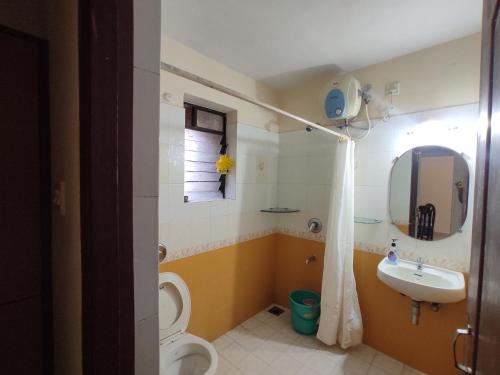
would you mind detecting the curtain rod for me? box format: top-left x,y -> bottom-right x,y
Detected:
160,62 -> 349,140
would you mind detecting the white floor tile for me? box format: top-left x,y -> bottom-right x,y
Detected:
302,350 -> 340,375
242,316 -> 264,331
215,356 -> 240,375
226,325 -> 250,342
371,353 -> 405,375
213,334 -> 234,352
214,307 -> 410,375
221,341 -> 249,366
253,340 -> 281,364
341,355 -> 371,375
270,353 -> 303,375
238,353 -> 268,374
348,344 -> 377,364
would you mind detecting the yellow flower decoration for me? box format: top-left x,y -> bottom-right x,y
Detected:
216,154 -> 235,175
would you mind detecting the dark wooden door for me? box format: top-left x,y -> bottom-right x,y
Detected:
462,1 -> 500,374
0,26 -> 52,375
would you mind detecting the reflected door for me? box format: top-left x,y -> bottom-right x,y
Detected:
465,0 -> 500,373
0,26 -> 52,375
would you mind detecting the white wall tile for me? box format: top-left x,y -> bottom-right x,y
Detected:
133,197 -> 159,322
167,144 -> 184,183
159,103 -> 279,259
355,151 -> 395,187
134,0 -> 160,73
159,102 -> 477,269
159,103 -> 169,143
306,185 -> 331,215
159,143 -> 169,184
354,186 -> 388,221
166,104 -> 185,146
135,315 -> 159,375
133,68 -> 160,197
134,1 -> 160,371
158,184 -> 169,223
277,104 -> 477,271
277,183 -> 308,211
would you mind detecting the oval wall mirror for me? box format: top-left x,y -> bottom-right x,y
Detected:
389,146 -> 469,241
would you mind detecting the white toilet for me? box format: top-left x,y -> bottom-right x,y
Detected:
159,272 -> 218,375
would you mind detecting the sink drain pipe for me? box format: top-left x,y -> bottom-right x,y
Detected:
411,300 -> 420,325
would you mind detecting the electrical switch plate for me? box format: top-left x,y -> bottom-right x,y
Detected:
385,81 -> 400,96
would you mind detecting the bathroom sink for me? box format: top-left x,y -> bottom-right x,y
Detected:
377,258 -> 466,303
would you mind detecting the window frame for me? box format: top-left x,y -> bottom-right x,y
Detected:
184,102 -> 228,200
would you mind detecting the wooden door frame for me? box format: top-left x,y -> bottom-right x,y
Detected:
79,1 -> 135,374
408,149 -> 420,237
0,24 -> 53,375
467,0 -> 500,372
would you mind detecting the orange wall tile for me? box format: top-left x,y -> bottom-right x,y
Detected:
159,235 -> 275,341
354,249 -> 467,375
160,233 -> 467,374
273,233 -> 325,306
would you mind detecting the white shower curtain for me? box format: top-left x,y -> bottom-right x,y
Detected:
316,139 -> 363,349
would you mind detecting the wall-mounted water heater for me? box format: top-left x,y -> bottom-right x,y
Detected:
324,76 -> 362,120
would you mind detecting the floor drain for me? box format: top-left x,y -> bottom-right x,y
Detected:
268,306 -> 285,316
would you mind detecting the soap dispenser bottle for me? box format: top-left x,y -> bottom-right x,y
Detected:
387,239 -> 399,264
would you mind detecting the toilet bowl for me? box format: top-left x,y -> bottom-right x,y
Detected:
159,272 -> 218,375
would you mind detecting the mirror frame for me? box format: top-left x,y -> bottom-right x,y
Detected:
388,145 -> 470,241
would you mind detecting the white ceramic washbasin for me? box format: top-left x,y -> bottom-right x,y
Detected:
377,257 -> 466,303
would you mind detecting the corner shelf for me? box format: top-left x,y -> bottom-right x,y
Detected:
354,216 -> 383,224
260,207 -> 300,213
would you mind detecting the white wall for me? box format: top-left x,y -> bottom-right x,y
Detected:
274,104 -> 477,272
158,28 -> 284,261
133,1 -> 161,374
275,33 -> 480,272
278,33 -> 481,132
276,129 -> 336,242
159,102 -> 278,261
353,104 -> 477,272
160,36 -> 280,132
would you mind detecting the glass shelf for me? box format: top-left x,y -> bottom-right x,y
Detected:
354,216 -> 383,224
260,207 -> 300,213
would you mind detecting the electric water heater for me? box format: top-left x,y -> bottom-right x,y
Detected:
323,76 -> 362,120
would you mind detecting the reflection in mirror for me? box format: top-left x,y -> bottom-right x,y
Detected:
389,146 -> 469,241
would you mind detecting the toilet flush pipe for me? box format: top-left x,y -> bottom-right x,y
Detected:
160,62 -> 349,141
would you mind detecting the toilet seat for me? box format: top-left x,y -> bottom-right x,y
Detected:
159,272 -> 191,343
159,272 -> 217,375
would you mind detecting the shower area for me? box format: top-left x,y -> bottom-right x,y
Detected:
160,54 -> 369,340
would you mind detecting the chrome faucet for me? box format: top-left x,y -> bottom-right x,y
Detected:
416,257 -> 424,271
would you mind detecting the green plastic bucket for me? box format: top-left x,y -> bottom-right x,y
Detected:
288,289 -> 321,335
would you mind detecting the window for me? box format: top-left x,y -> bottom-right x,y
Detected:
184,102 -> 227,202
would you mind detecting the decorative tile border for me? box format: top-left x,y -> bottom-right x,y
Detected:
163,226 -> 468,273
354,241 -> 469,273
275,226 -> 326,243
164,228 -> 276,262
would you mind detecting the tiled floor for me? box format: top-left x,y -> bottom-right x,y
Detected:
212,307 -> 425,375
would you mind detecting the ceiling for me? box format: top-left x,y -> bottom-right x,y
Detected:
163,0 -> 482,90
